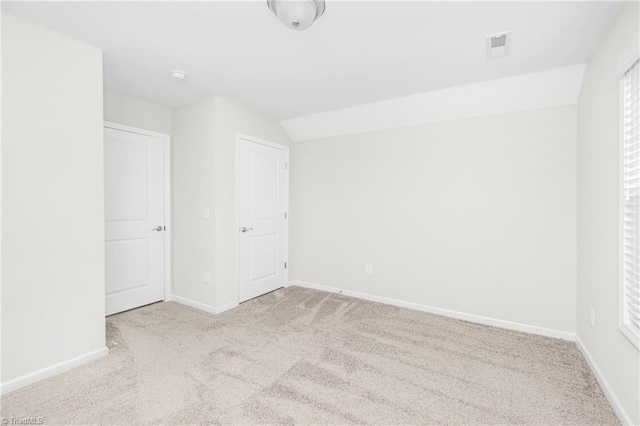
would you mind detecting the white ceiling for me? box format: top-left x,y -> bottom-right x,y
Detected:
282,64 -> 587,141
2,1 -> 625,120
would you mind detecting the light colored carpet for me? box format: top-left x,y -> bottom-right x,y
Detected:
2,286 -> 619,425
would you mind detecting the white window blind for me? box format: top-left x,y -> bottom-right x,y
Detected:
622,58 -> 640,349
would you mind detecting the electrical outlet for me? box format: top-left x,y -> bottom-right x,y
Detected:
589,308 -> 595,328
203,207 -> 210,219
203,271 -> 210,285
365,265 -> 373,275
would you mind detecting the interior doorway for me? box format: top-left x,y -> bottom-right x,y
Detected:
236,134 -> 289,303
104,122 -> 171,315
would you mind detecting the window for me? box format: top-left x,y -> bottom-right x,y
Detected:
621,57 -> 640,349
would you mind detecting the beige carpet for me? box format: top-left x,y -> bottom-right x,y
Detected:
1,286 -> 619,425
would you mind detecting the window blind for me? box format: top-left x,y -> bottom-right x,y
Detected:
622,58 -> 640,349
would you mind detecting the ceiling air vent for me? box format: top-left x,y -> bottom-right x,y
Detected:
486,31 -> 511,59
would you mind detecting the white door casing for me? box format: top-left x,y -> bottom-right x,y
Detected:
238,135 -> 289,303
104,125 -> 167,315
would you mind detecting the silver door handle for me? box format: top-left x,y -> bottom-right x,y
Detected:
152,226 -> 163,232
241,227 -> 253,233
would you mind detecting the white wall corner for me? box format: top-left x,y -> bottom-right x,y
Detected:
617,41 -> 640,78
281,64 -> 586,142
575,336 -> 634,425
215,300 -> 240,314
288,280 -> 575,341
171,295 -> 238,315
0,347 -> 109,396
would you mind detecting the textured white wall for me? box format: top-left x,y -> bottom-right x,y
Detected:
104,90 -> 172,135
577,2 -> 640,424
1,14 -> 105,382
291,105 -> 577,334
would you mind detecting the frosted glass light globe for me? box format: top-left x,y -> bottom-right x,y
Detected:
268,0 -> 325,31
276,1 -> 316,30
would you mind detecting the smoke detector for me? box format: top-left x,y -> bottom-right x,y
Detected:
170,70 -> 187,80
486,31 -> 511,59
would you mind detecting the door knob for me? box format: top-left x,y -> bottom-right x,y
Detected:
241,227 -> 253,233
152,226 -> 163,232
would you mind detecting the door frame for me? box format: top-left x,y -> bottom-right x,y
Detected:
235,132 -> 290,304
103,121 -> 172,303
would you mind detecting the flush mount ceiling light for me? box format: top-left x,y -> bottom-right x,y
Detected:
267,0 -> 325,31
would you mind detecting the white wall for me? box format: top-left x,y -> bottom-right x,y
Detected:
291,105 -> 577,334
577,2 -> 640,424
1,14 -> 105,382
171,96 -> 292,309
171,98 -> 216,306
104,90 -> 172,135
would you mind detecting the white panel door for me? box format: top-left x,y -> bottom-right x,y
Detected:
104,127 -> 165,315
239,137 -> 288,303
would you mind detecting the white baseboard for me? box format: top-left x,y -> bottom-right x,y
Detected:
0,346 -> 109,395
289,280 -> 576,341
172,295 -> 238,315
215,300 -> 239,314
576,336 -> 633,425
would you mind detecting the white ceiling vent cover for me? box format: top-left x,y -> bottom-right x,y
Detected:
486,31 -> 511,59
